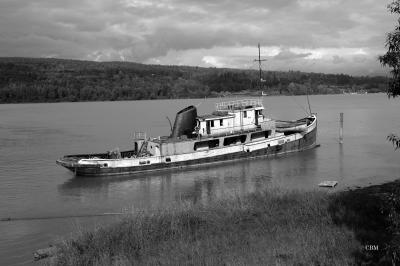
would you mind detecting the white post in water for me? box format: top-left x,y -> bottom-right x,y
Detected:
339,112 -> 343,144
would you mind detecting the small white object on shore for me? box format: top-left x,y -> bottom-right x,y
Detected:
318,181 -> 338,188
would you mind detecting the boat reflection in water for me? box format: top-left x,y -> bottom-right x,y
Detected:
58,148 -> 318,212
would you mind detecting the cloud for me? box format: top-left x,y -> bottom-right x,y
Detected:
202,56 -> 225,68
0,0 -> 393,75
353,55 -> 368,63
332,55 -> 346,64
273,49 -> 312,61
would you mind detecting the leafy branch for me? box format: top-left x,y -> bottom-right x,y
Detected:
387,133 -> 400,149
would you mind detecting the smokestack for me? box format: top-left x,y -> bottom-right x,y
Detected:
170,105 -> 197,138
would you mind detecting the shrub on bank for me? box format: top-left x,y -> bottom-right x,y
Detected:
329,181 -> 400,265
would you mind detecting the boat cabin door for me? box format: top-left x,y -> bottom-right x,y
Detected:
134,142 -> 139,152
206,121 -> 211,134
255,110 -> 259,125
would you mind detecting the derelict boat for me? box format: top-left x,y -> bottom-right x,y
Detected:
56,99 -> 317,176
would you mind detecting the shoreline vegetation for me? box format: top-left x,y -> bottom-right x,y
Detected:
49,181 -> 400,266
0,57 -> 387,104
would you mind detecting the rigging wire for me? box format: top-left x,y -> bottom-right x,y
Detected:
306,88 -> 312,115
284,85 -> 311,116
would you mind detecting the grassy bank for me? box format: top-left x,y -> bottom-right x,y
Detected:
50,188 -> 357,266
49,182 -> 400,265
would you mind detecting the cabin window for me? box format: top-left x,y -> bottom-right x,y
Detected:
208,139 -> 219,148
223,135 -> 247,146
211,120 -> 214,127
251,130 -> 271,140
103,163 -> 108,167
220,119 -> 223,126
194,139 -> 219,150
166,157 -> 171,162
251,131 -> 265,140
244,111 -> 247,118
139,161 -> 147,165
194,141 -> 208,150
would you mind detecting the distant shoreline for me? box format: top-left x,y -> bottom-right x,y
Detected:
0,91 -> 385,105
0,57 -> 387,104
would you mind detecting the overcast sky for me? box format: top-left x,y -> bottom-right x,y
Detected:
0,0 -> 396,75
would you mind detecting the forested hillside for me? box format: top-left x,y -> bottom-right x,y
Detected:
0,57 -> 388,103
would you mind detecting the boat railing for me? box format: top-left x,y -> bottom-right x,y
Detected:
202,123 -> 275,138
215,99 -> 263,111
132,131 -> 147,140
204,124 -> 256,135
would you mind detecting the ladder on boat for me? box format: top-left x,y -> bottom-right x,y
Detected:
137,141 -> 148,157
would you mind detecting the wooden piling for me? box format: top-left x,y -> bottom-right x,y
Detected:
339,112 -> 343,144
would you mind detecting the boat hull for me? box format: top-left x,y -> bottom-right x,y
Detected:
57,123 -> 317,177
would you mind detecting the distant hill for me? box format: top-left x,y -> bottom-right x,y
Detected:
0,57 -> 388,103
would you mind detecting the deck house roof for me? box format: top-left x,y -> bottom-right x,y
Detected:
197,113 -> 235,121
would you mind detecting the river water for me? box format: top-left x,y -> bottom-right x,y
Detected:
0,94 -> 399,265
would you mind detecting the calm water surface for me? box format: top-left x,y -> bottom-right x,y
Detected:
1,94 -> 399,265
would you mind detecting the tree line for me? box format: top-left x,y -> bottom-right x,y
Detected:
0,57 -> 388,103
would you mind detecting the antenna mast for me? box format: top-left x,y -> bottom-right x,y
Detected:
254,43 -> 267,90
307,77 -> 312,115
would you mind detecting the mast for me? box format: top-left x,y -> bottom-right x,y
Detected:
307,77 -> 312,115
254,43 -> 267,90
